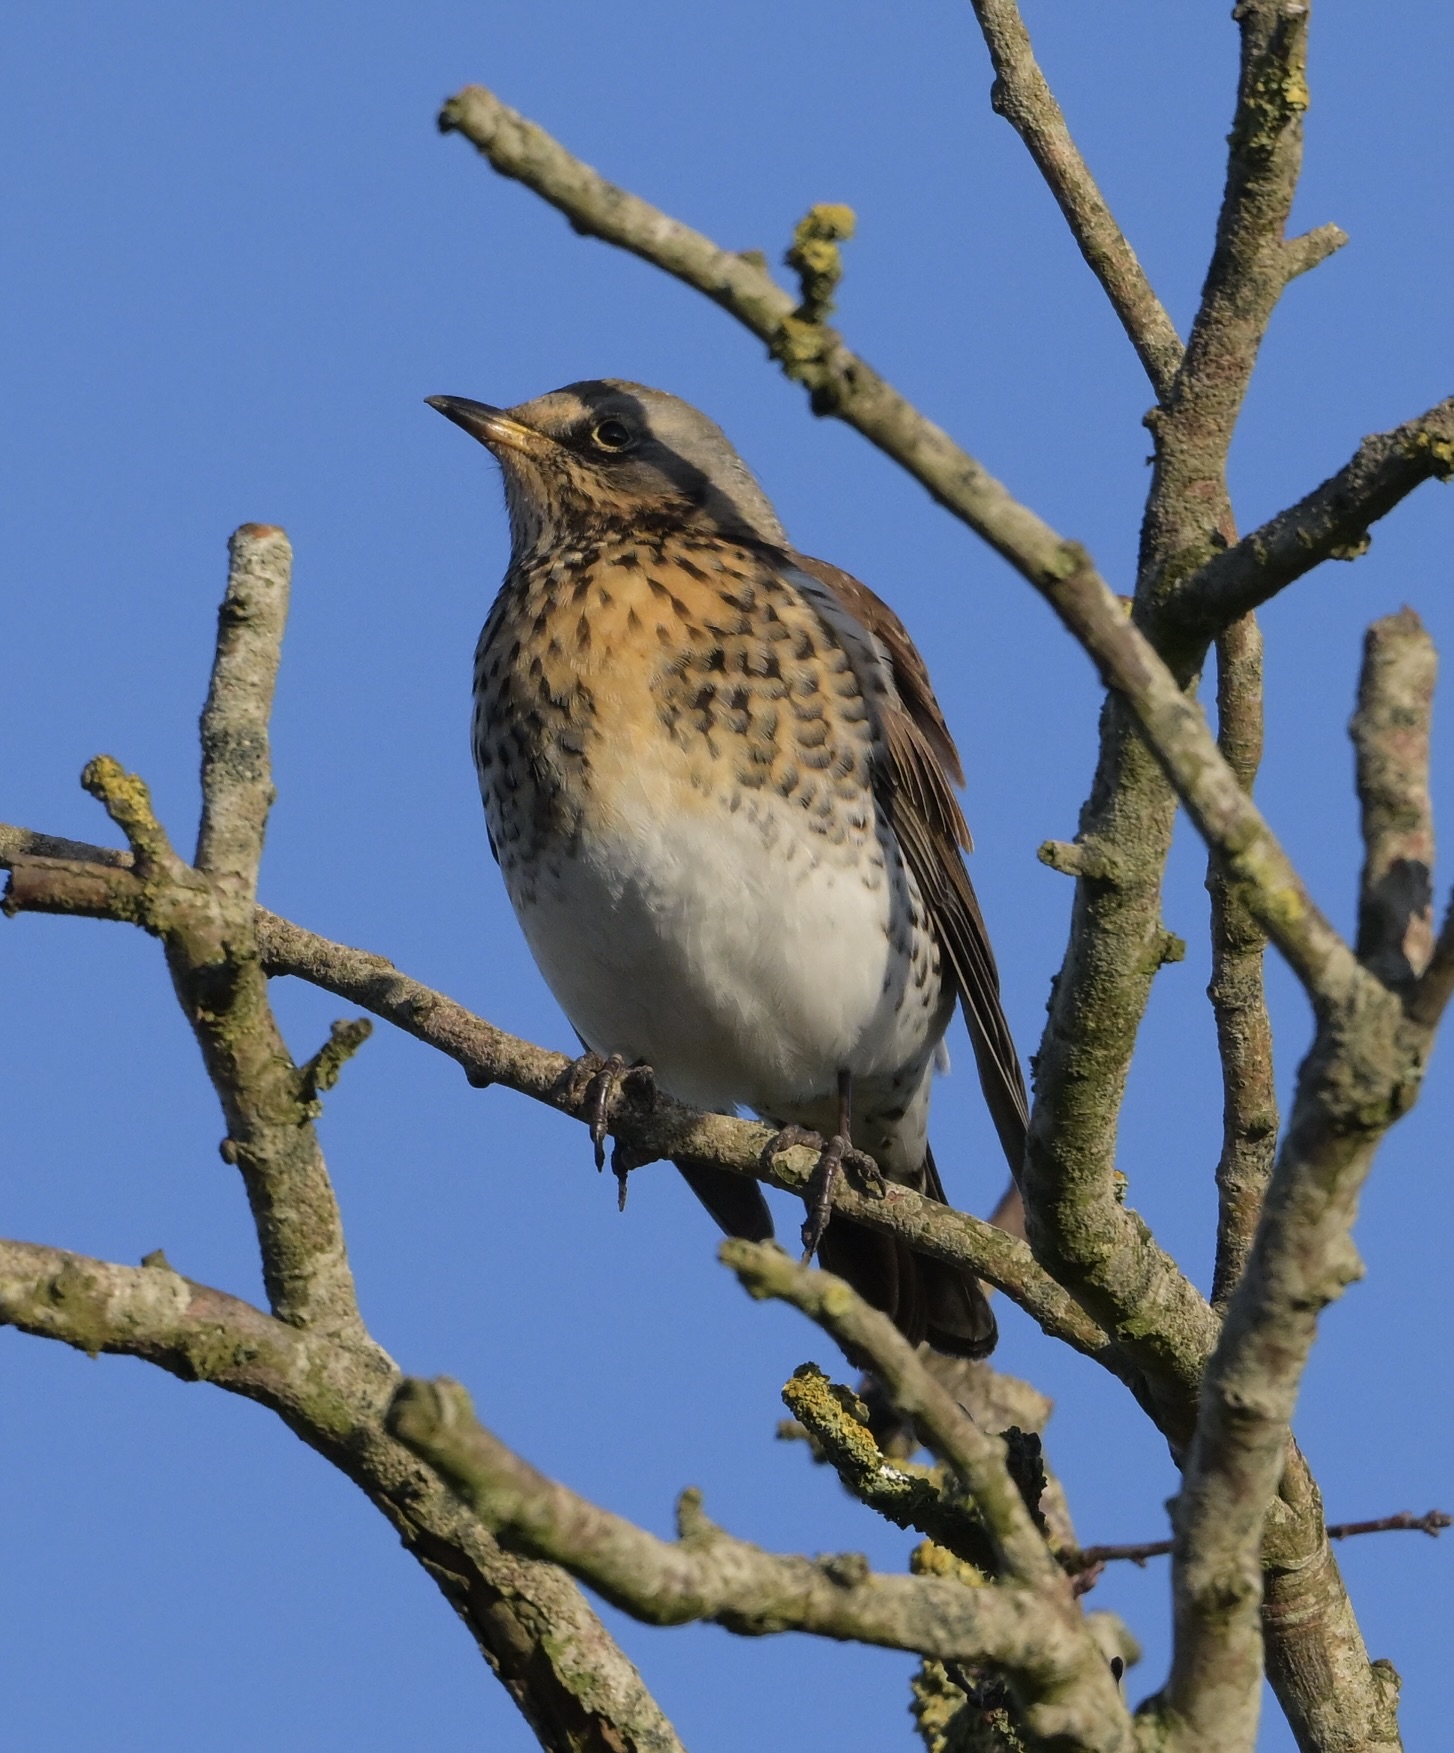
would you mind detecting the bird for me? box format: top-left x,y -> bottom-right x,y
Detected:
428,379 -> 1028,1357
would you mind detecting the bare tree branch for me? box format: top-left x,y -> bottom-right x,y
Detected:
1156,604 -> 1449,1753
390,1247 -> 1138,1753
721,1242 -> 1061,1591
436,83 -> 1111,599
195,524 -> 291,898
1208,615 -> 1278,1311
0,1239 -> 686,1753
1027,558 -> 1448,1753
1034,552 -> 1362,1007
11,530 -> 366,1341
968,0 -> 1182,398
391,1375 -> 1130,1742
1352,609 -> 1437,987
780,1363 -> 999,1576
1015,9 -> 1341,1585
1171,399 -> 1454,635
1140,0 -> 1342,617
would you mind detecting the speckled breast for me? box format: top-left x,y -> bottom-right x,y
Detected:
471,529 -> 892,885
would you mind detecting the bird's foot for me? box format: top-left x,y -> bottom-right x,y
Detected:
760,1125 -> 883,1263
562,1052 -> 655,1171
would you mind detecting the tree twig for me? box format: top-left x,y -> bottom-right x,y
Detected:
969,0 -> 1182,398
1063,1510 -> 1451,1573
1140,0 -> 1343,624
720,1242 -> 1061,1590
14,529 -> 370,1341
1031,551 -> 1362,1006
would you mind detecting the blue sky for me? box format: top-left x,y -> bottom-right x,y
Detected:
2,5 -> 1450,1749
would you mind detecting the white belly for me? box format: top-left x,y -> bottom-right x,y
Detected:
502,780 -> 943,1119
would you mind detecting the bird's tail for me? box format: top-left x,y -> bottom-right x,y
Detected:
676,1147 -> 1000,1359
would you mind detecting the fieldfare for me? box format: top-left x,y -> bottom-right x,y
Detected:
429,380 -> 1028,1357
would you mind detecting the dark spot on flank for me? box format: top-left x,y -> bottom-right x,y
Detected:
576,616 -> 592,649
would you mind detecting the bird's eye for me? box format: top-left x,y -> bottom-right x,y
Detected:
591,418 -> 634,452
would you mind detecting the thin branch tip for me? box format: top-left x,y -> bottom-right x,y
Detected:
299,1016 -> 374,1107
80,756 -> 173,870
197,523 -> 293,893
969,0 -> 1182,397
1284,221 -> 1348,280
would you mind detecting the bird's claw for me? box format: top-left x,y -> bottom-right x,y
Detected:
761,1125 -> 881,1263
800,1132 -> 849,1262
564,1052 -> 654,1172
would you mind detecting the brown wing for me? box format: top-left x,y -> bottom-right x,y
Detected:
793,555 -> 1029,1181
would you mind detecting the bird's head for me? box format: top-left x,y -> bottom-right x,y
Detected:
426,379 -> 788,558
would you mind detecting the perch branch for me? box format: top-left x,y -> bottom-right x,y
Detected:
0,819 -> 1115,1369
